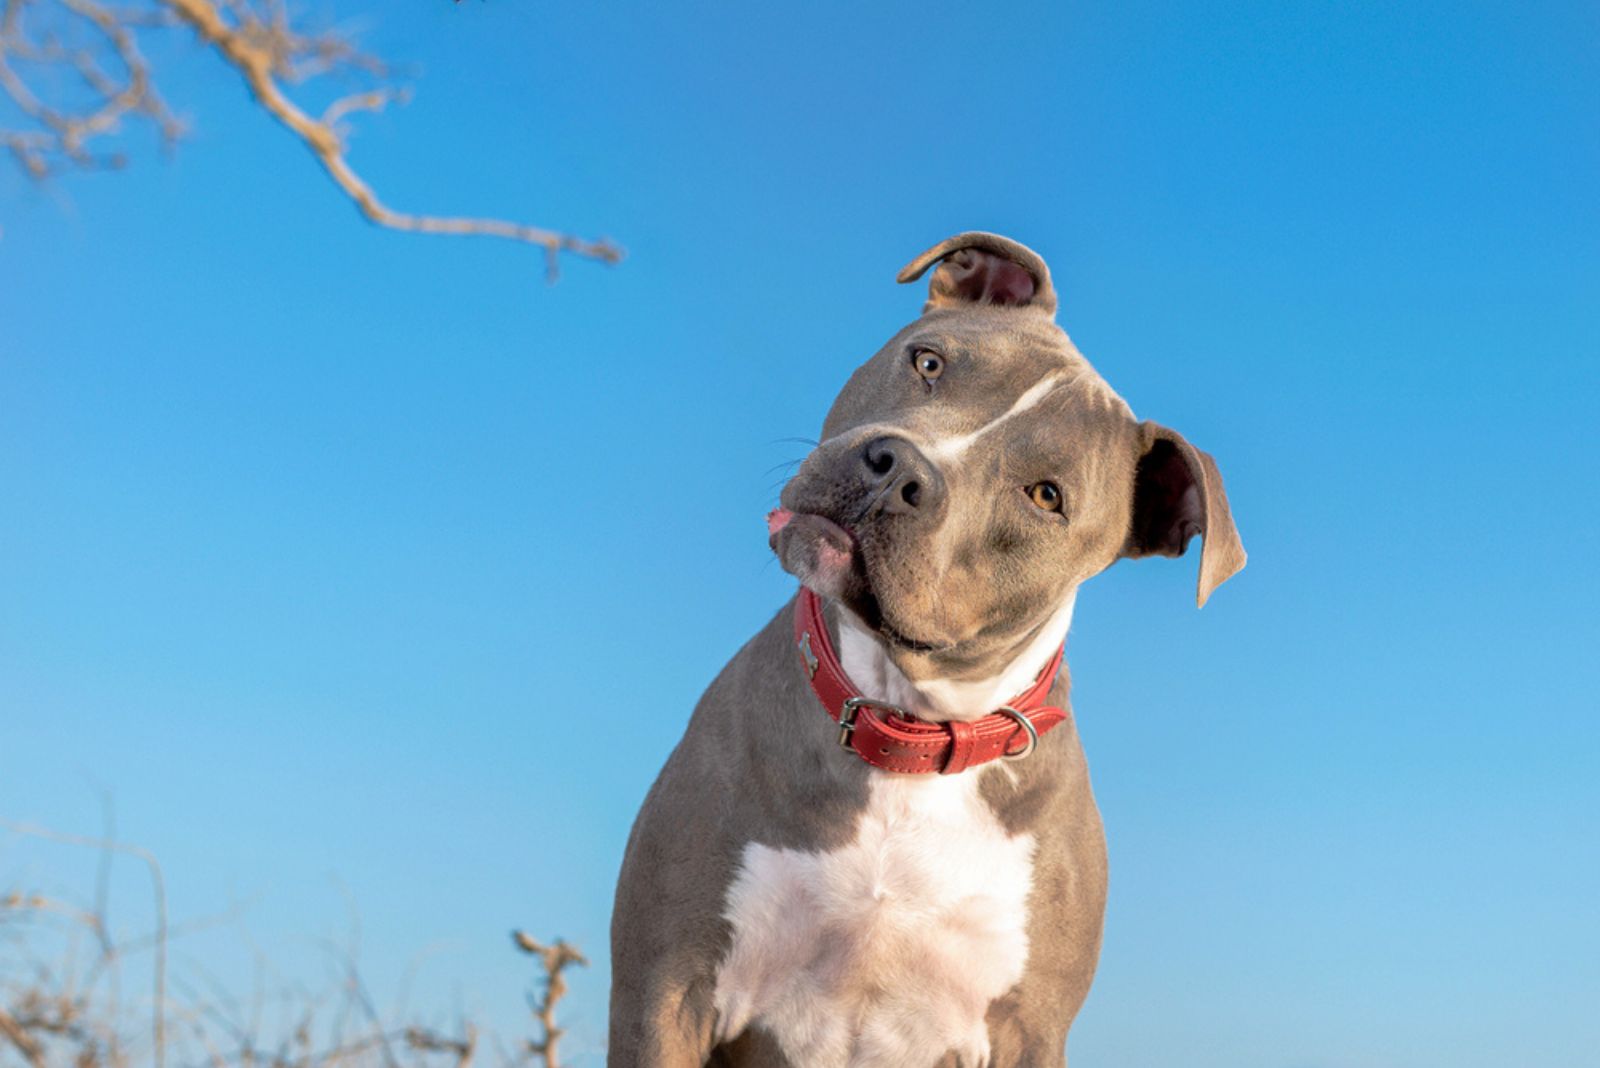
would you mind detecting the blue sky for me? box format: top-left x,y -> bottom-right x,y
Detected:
2,1 -> 1597,1064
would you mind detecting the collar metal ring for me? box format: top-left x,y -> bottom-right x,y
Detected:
996,705 -> 1039,761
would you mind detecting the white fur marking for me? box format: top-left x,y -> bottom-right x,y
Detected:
837,592 -> 1077,723
712,772 -> 1035,1067
924,372 -> 1068,462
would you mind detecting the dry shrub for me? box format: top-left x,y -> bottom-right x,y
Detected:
0,821 -> 587,1068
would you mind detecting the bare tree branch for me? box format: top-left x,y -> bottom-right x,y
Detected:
0,1003 -> 48,1068
0,0 -> 623,278
511,932 -> 585,1068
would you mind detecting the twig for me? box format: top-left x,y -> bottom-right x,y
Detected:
0,1003 -> 47,1068
404,1024 -> 476,1068
0,819 -> 168,1068
511,931 -> 586,1068
0,0 -> 624,279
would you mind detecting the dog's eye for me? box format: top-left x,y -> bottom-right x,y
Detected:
1027,481 -> 1064,513
911,348 -> 945,382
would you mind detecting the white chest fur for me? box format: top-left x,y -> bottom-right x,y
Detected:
711,771 -> 1036,1067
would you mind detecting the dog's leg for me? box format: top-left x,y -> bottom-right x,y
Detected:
609,795 -> 729,1068
607,968 -> 718,1068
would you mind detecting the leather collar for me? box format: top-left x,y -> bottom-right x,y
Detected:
793,587 -> 1068,775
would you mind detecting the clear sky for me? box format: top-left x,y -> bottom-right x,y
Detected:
3,1 -> 1597,1065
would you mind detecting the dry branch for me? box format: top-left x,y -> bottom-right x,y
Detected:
1,818 -> 168,1068
0,0 -> 622,278
2,822 -> 588,1068
511,932 -> 585,1068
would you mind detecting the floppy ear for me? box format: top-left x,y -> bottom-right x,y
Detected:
896,231 -> 1058,317
1124,422 -> 1246,607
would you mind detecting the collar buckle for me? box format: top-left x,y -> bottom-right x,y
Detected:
838,695 -> 906,749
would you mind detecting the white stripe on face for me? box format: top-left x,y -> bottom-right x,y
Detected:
923,371 -> 1071,462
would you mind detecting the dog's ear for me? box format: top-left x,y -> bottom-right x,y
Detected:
896,232 -> 1057,317
1123,422 -> 1246,607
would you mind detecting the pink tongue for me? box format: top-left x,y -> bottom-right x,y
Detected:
766,508 -> 795,536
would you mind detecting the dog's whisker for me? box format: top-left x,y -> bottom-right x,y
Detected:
853,479 -> 897,525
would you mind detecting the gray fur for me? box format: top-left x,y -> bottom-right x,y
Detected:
610,232 -> 1245,1066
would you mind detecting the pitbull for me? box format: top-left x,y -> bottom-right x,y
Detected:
610,232 -> 1245,1067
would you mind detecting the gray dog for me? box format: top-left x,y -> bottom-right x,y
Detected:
610,232 -> 1246,1067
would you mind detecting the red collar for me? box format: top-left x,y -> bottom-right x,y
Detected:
793,587 -> 1068,775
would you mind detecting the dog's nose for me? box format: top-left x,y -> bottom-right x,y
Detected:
861,436 -> 944,515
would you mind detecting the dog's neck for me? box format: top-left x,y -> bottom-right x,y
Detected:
832,592 -> 1077,724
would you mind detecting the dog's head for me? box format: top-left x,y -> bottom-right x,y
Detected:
771,232 -> 1245,688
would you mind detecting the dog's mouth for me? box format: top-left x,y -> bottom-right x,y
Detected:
874,615 -> 946,653
767,508 -> 950,653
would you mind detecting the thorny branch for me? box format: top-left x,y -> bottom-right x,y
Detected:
0,0 -> 623,278
1,822 -> 588,1068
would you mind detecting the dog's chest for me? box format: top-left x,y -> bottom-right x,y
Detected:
712,772 -> 1036,1068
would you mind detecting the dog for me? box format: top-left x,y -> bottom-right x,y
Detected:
609,232 -> 1245,1067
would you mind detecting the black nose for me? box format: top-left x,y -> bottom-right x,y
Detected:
861,436 -> 944,515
